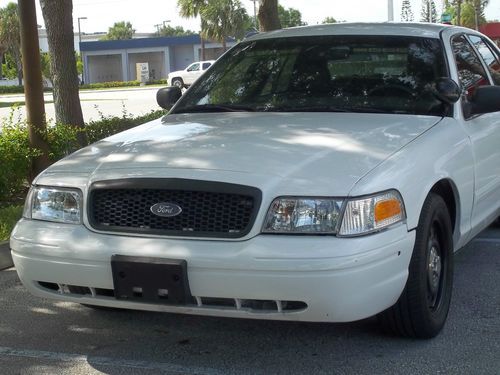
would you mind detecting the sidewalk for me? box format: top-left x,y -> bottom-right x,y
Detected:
0,241 -> 13,270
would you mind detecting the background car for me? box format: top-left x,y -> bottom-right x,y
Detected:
167,60 -> 215,88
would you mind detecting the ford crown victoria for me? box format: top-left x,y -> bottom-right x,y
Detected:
11,23 -> 500,338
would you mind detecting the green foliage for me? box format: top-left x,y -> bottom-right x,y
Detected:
201,0 -> 250,44
0,2 -> 21,83
401,0 -> 415,22
0,116 -> 40,202
101,21 -> 135,40
421,0 -> 438,22
322,17 -> 337,24
0,205 -> 23,241
158,25 -> 196,37
278,5 -> 306,28
1,52 -> 18,79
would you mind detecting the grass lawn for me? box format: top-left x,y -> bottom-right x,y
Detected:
0,205 -> 23,241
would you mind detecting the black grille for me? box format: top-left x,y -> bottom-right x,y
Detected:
88,179 -> 261,238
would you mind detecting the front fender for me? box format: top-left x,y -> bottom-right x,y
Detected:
348,118 -> 474,250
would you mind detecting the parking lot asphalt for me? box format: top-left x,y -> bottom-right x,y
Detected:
0,226 -> 499,375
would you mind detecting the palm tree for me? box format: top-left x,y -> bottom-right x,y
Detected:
0,3 -> 22,85
201,0 -> 248,51
177,0 -> 209,60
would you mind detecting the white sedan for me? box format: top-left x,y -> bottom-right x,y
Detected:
11,23 -> 500,339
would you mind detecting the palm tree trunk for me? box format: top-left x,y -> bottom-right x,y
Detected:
40,0 -> 87,147
456,0 -> 462,26
258,0 -> 281,31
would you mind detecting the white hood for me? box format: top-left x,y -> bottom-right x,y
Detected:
40,112 -> 441,196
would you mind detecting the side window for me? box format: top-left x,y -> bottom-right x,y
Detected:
187,63 -> 200,72
451,35 -> 490,104
202,62 -> 212,70
468,35 -> 500,85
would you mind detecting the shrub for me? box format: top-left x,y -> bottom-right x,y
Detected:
0,205 -> 23,241
0,119 -> 40,203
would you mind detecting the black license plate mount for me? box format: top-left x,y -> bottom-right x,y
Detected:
111,255 -> 192,305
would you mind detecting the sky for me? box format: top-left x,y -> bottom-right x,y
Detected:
1,0 -> 499,34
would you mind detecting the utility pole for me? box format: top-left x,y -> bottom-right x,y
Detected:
388,0 -> 394,22
18,0 -> 50,180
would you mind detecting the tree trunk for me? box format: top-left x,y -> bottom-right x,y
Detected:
0,52 -> 3,79
222,38 -> 227,52
40,0 -> 87,147
258,0 -> 281,32
18,0 -> 51,181
456,0 -> 462,26
201,35 -> 206,60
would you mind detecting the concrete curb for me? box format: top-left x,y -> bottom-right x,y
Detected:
0,240 -> 13,270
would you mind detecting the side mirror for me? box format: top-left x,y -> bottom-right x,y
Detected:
470,86 -> 500,115
434,77 -> 461,104
156,87 -> 182,110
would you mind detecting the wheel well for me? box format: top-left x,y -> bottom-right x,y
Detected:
430,179 -> 457,234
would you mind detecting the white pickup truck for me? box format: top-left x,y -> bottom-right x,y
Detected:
167,60 -> 215,88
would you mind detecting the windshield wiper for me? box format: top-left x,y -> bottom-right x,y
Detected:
173,104 -> 255,114
269,106 -> 349,113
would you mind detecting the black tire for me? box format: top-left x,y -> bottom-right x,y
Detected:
171,77 -> 184,88
378,193 -> 454,339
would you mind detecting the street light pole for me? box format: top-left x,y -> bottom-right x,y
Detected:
250,0 -> 258,29
77,16 -> 87,84
77,16 -> 87,47
388,0 -> 394,22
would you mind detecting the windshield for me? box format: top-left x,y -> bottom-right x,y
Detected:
172,35 -> 449,116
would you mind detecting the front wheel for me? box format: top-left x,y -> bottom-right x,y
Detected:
378,193 -> 454,338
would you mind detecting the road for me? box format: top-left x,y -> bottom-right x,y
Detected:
0,226 -> 499,375
0,87 -> 162,124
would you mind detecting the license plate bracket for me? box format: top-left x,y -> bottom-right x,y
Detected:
111,255 -> 192,305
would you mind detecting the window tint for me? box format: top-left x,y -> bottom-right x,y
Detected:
468,35 -> 500,85
452,35 -> 490,102
202,62 -> 212,70
187,63 -> 200,72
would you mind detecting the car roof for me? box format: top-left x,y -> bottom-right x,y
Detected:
247,22 -> 460,41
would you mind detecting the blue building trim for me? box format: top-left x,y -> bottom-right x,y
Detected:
80,35 -> 202,52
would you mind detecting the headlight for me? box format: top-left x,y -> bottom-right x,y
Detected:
262,197 -> 343,234
24,186 -> 82,224
338,190 -> 405,236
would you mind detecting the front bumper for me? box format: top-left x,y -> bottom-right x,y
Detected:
10,219 -> 415,322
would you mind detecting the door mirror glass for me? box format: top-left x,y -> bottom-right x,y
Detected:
433,77 -> 461,104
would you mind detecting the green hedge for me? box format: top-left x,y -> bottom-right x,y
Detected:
0,79 -> 169,94
0,85 -> 53,95
0,109 -> 166,205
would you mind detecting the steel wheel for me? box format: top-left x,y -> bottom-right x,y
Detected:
378,192 -> 454,338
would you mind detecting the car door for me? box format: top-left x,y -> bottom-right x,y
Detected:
184,63 -> 201,85
451,34 -> 500,235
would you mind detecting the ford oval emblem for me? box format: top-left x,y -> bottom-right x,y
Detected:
150,202 -> 183,217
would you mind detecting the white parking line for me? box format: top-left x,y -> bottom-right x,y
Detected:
0,346 -> 222,374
